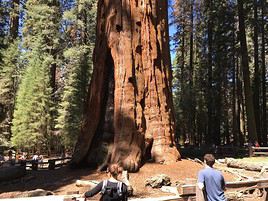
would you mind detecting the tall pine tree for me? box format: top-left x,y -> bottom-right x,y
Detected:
11,0 -> 61,151
56,0 -> 97,149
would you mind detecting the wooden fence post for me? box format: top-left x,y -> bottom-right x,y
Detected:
249,146 -> 254,157
48,159 -> 55,170
32,161 -> 38,170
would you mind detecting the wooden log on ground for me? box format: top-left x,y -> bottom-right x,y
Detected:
0,165 -> 26,182
75,180 -> 99,187
226,179 -> 268,188
178,178 -> 268,196
226,158 -> 264,171
161,186 -> 179,195
16,189 -> 53,197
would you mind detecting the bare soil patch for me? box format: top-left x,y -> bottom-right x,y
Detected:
0,159 -> 251,199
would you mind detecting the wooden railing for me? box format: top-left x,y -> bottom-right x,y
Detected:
249,146 -> 268,157
23,157 -> 72,170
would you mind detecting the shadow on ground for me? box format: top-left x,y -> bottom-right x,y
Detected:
0,166 -> 101,195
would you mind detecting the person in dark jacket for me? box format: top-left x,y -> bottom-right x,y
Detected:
84,163 -> 128,201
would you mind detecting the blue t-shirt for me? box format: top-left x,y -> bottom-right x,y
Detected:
198,167 -> 226,201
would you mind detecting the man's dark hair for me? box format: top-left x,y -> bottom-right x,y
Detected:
204,154 -> 215,167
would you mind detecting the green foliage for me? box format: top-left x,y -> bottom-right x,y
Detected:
172,0 -> 241,145
0,0 -> 98,151
56,46 -> 90,147
0,40 -> 21,146
56,0 -> 97,148
23,0 -> 61,52
11,0 -> 61,150
12,48 -> 53,149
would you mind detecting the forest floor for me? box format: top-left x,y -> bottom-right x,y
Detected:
0,159 -> 265,200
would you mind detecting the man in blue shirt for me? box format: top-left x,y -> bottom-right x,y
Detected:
197,154 -> 226,201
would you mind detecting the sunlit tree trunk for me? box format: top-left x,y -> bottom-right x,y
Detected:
71,0 -> 180,172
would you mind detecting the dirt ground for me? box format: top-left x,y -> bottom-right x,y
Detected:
0,159 -> 262,200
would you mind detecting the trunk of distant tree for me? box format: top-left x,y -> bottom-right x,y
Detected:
180,23 -> 186,144
48,0 -> 60,95
232,55 -> 238,145
71,0 -> 180,172
237,56 -> 244,146
253,0 -> 261,142
206,0 -> 213,145
223,59 -> 229,144
10,0 -> 19,40
261,0 -> 267,145
189,0 -> 195,145
214,32 -> 225,145
237,0 -> 258,142
232,17 -> 239,145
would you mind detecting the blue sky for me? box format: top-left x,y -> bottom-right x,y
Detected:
168,1 -> 177,63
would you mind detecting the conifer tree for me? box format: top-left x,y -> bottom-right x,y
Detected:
12,48 -> 53,149
11,0 -> 61,150
56,0 -> 97,149
0,0 -> 21,146
0,41 -> 20,146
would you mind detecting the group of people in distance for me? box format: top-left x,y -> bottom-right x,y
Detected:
83,153 -> 226,201
0,149 -> 45,168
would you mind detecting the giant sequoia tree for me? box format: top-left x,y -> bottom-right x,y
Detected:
71,0 -> 180,172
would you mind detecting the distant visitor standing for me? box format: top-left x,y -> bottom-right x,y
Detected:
0,151 -> 4,166
197,154 -> 226,201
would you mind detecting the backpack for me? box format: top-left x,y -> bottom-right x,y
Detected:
100,180 -> 124,200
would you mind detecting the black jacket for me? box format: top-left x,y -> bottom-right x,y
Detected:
84,180 -> 128,201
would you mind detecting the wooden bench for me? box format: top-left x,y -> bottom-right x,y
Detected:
249,146 -> 268,157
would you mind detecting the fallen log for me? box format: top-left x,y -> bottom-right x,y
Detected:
177,178 -> 268,196
75,180 -> 98,187
226,178 -> 268,188
0,166 -> 26,182
217,167 -> 252,180
16,189 -> 53,198
226,158 -> 265,171
161,186 -> 179,195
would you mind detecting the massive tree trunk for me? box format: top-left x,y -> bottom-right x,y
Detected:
71,0 -> 180,172
237,0 -> 258,142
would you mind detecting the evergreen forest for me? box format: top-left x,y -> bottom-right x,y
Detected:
0,0 -> 267,154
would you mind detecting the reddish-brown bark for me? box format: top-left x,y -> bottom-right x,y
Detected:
71,0 -> 180,172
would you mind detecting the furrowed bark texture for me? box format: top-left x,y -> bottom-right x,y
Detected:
71,0 -> 180,172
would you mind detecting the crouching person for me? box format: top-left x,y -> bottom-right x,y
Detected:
84,163 -> 128,201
